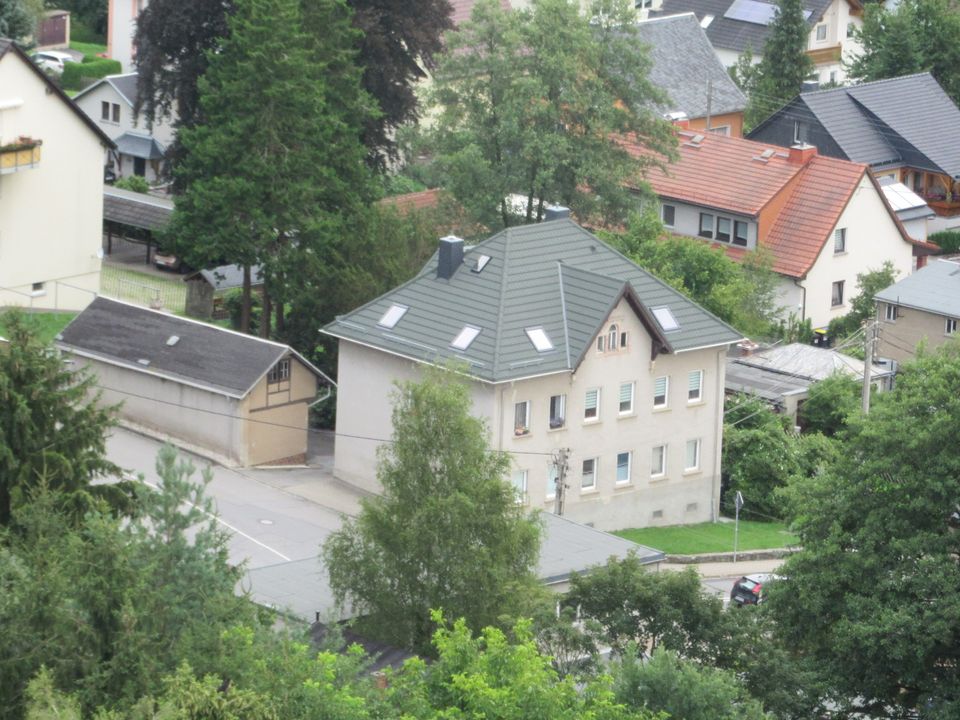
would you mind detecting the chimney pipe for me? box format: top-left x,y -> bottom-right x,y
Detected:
437,236 -> 464,279
788,143 -> 817,165
544,205 -> 570,221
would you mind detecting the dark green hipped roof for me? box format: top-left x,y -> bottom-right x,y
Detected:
323,219 -> 742,383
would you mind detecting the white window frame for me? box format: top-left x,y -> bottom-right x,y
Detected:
688,370 -> 703,403
511,469 -> 528,503
616,451 -> 632,484
946,317 -> 958,335
794,120 -> 802,144
816,23 -> 827,41
619,381 -> 635,415
607,324 -> 619,351
834,228 -> 846,254
653,375 -> 669,408
885,304 -> 897,322
708,125 -> 730,136
267,358 -> 291,383
514,400 -> 531,436
581,458 -> 598,490
651,445 -> 667,478
685,438 -> 701,472
584,388 -> 600,421
546,464 -> 558,500
549,394 -> 566,429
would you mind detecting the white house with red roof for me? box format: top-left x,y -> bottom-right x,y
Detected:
627,130 -> 927,330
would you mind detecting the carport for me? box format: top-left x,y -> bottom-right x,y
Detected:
102,185 -> 173,265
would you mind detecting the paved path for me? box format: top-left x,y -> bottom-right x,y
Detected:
661,558 -> 787,605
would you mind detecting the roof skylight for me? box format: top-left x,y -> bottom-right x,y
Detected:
378,304 -> 408,329
472,255 -> 491,273
652,307 -> 680,332
451,325 -> 481,350
525,327 -> 554,352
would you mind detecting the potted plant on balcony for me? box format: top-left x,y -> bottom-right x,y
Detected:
0,136 -> 42,171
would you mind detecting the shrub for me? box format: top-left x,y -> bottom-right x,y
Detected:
930,230 -> 960,254
114,176 -> 150,194
61,57 -> 121,90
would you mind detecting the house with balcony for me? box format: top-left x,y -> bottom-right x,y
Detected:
647,0 -> 864,85
748,73 -> 960,233
624,130 -> 922,329
323,214 -> 743,532
0,38 -> 113,311
74,72 -> 176,183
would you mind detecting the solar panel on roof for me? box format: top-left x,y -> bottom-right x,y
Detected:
724,0 -> 810,25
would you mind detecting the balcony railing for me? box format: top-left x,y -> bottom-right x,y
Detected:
0,137 -> 42,175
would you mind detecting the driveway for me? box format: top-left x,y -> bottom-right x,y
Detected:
106,427 -> 368,622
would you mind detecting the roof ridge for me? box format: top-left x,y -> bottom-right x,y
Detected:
802,71 -> 934,96
491,226 -> 512,378
556,263 -> 572,369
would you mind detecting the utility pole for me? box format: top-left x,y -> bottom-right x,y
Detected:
862,320 -> 875,414
705,78 -> 713,132
552,448 -> 569,516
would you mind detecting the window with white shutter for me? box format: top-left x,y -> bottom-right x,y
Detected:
584,388 -> 600,420
688,370 -> 703,403
653,376 -> 668,408
619,382 -> 634,414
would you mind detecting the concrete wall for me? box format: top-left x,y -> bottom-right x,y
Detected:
876,302 -> 959,365
800,174 -> 914,329
333,297 -> 728,531
0,52 -> 104,311
107,0 -> 144,72
74,355 -> 245,464
242,355 -> 318,465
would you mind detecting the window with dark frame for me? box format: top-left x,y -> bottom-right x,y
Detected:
101,101 -> 110,120
716,217 -> 731,242
734,220 -> 748,246
831,280 -> 844,307
267,358 -> 290,383
661,204 -> 676,227
549,394 -> 566,429
698,212 -> 714,239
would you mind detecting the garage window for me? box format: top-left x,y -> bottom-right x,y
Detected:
268,358 -> 291,383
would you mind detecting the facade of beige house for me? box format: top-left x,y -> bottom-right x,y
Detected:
325,217 -> 742,532
0,40 -> 112,311
875,259 -> 960,366
57,297 -> 332,466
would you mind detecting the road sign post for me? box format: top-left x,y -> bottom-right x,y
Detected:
733,491 -> 744,562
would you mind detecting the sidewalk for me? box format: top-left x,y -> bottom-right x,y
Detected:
661,557 -> 786,579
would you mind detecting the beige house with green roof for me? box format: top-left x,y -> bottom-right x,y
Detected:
323,215 -> 743,531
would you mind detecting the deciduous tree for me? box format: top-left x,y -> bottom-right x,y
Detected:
322,371 -> 542,654
430,0 -> 676,229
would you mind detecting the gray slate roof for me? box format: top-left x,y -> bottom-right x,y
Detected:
649,0 -> 833,53
755,73 -> 960,176
103,185 -> 173,231
190,263 -> 265,291
114,131 -> 166,160
323,219 -> 742,384
74,72 -> 140,107
875,259 -> 960,319
636,14 -> 747,119
57,296 -> 327,398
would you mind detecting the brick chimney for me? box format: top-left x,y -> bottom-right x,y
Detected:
664,111 -> 689,129
788,143 -> 817,165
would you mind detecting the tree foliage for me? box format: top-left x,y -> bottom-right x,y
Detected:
0,310 -> 131,527
168,0 -> 375,334
772,343 -> 960,716
0,446 -> 255,719
745,0 -> 814,128
323,371 -> 542,654
613,648 -> 770,720
798,372 -> 861,437
603,211 -> 781,337
848,0 -> 960,105
429,0 -> 676,229
0,0 -> 43,42
827,261 -> 899,340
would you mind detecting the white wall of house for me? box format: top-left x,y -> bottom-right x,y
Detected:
0,52 -> 104,311
800,174 -> 914,329
107,0 -> 145,72
333,297 -> 730,531
806,0 -> 863,84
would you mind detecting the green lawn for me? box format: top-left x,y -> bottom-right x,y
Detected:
614,520 -> 799,555
69,41 -> 108,58
0,311 -> 76,344
100,265 -> 187,315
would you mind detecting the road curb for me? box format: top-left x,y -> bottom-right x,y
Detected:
665,548 -> 799,564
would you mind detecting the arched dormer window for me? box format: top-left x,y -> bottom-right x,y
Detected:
607,324 -> 619,351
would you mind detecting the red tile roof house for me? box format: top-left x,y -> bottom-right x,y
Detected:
624,130 -> 932,330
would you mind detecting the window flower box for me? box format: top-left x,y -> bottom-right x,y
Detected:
0,137 -> 42,173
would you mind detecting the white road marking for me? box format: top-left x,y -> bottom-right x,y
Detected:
137,476 -> 292,562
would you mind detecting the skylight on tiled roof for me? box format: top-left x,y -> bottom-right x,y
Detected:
451,325 -> 481,350
653,307 -> 680,332
378,304 -> 408,329
472,255 -> 491,273
525,327 -> 553,352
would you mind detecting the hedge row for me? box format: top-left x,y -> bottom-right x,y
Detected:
62,57 -> 122,90
930,230 -> 960,254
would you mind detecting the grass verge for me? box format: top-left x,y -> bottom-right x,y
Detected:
69,41 -> 108,58
0,311 -> 76,344
100,264 -> 186,315
614,520 -> 799,555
